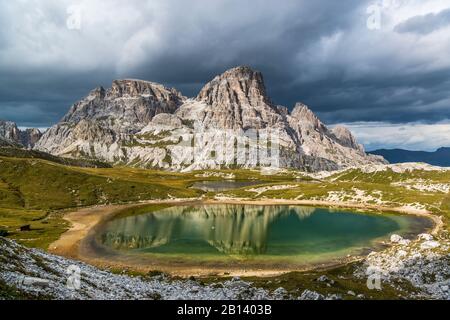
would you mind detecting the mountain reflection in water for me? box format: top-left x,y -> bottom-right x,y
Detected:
100,205 -> 315,254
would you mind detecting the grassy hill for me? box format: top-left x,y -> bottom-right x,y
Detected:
0,154 -> 204,248
1,147 -> 449,248
0,146 -> 112,168
218,167 -> 450,231
0,149 -> 302,248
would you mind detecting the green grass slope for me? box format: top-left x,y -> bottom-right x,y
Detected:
0,156 -> 202,248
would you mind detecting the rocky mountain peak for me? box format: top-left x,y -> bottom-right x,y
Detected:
0,120 -> 42,148
195,66 -> 282,130
0,120 -> 20,142
87,86 -> 106,100
331,125 -> 364,152
197,66 -> 271,108
19,128 -> 43,148
59,80 -> 185,133
33,66 -> 387,171
291,103 -> 316,120
108,79 -> 184,101
289,102 -> 328,132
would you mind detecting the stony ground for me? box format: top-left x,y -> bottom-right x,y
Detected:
0,237 -> 336,300
355,233 -> 450,299
1,233 -> 448,300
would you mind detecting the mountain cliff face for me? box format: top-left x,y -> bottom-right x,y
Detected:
197,66 -> 283,130
0,120 -> 42,148
62,80 -> 184,133
35,80 -> 185,161
34,66 -> 386,171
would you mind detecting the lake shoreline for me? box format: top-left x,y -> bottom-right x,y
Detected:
48,197 -> 442,277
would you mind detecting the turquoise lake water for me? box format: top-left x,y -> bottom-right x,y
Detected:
96,204 -> 431,267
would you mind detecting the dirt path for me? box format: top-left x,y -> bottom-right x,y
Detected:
49,199 -> 200,258
49,204 -> 126,258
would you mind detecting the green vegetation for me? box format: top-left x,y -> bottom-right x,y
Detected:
0,151 -> 312,249
0,148 -> 448,249
0,146 -> 111,168
0,148 -> 448,299
0,155 -> 202,248
239,263 -> 420,299
217,170 -> 450,231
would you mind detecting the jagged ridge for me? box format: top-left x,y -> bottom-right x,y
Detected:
33,66 -> 386,171
0,120 -> 42,148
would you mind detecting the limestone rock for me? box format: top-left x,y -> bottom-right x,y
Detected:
0,120 -> 42,148
19,128 -> 43,148
331,125 -> 364,152
390,234 -> 403,243
33,66 -> 387,171
418,233 -> 433,241
61,80 -> 185,133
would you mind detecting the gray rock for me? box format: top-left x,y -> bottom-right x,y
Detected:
390,234 -> 403,243
0,237 -> 278,300
418,233 -> 433,241
272,287 -> 288,299
0,120 -> 42,148
33,67 -> 386,171
298,289 -> 325,300
420,241 -> 440,250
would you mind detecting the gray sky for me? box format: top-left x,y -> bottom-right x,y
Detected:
1,0 -> 450,151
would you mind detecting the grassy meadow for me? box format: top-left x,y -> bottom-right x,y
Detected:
1,147 -> 449,249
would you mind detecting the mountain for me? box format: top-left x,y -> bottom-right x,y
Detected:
0,120 -> 42,148
35,66 -> 386,171
370,147 -> 450,167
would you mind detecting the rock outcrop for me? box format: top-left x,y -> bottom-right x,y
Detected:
355,233 -> 449,300
61,80 -> 184,133
0,120 -> 42,148
34,66 -> 386,171
197,66 -> 283,130
19,128 -> 43,148
0,237 -> 275,300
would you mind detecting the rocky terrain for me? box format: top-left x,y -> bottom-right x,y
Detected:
34,66 -> 385,171
0,237 -> 330,300
1,232 -> 448,300
0,120 -> 42,148
355,233 -> 449,300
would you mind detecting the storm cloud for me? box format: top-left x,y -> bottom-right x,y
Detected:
1,0 -> 450,150
394,7 -> 450,34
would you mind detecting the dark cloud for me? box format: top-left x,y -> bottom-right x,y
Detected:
0,0 -> 449,133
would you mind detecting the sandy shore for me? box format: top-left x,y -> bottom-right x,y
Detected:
48,198 -> 442,277
49,199 -> 198,258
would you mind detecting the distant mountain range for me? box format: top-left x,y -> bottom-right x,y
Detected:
0,120 -> 42,148
369,147 -> 450,167
1,66 -> 387,172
